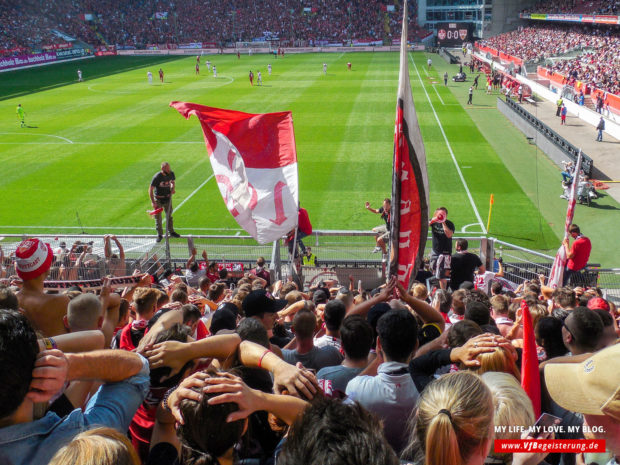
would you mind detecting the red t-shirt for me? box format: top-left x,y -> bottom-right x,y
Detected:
298,208 -> 312,235
567,235 -> 591,271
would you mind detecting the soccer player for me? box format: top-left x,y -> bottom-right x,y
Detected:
196,55 -> 200,65
213,65 -> 217,78
16,104 -> 25,128
195,61 -> 200,75
347,62 -> 351,70
257,70 -> 262,86
206,60 -> 211,71
249,70 -> 254,85
237,50 -> 240,59
323,63 -> 327,74
77,69 -> 83,82
427,57 -> 432,69
147,71 -> 153,84
268,63 -> 272,75
159,68 -> 164,82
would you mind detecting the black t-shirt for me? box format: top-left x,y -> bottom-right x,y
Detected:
450,252 -> 482,291
151,171 -> 176,198
431,220 -> 455,255
379,206 -> 390,227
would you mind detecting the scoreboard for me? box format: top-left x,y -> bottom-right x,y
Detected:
436,22 -> 473,47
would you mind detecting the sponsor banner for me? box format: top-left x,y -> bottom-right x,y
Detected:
203,42 -> 217,48
179,42 -> 203,49
352,39 -> 383,46
56,48 -> 90,60
0,52 -> 57,71
95,50 -> 117,56
43,275 -> 142,291
522,12 -> 619,24
43,43 -> 73,51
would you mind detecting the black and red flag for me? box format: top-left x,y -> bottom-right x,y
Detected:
389,0 -> 430,287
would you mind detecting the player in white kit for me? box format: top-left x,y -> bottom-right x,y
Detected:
323,63 -> 327,74
213,65 -> 217,78
147,71 -> 153,84
267,63 -> 272,75
257,71 -> 262,85
77,69 -> 83,81
206,60 -> 211,71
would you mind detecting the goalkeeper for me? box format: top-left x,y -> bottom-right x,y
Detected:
16,104 -> 25,127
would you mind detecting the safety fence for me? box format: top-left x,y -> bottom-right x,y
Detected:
1,233 -> 618,302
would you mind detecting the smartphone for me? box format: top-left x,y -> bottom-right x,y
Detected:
532,413 -> 562,438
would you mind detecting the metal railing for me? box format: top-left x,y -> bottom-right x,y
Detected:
502,97 -> 593,176
1,233 -> 617,301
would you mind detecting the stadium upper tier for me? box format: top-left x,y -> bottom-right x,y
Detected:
0,0 -> 430,54
480,25 -> 620,97
523,0 -> 618,15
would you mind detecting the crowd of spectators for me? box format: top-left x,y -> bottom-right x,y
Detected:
0,0 -> 430,57
0,231 -> 618,465
480,24 -> 620,96
523,0 -> 618,15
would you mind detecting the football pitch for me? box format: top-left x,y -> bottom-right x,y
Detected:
0,52 -> 617,265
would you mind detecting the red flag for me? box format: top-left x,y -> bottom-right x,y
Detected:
548,151 -> 582,288
520,300 -> 541,417
171,102 -> 299,244
389,0 -> 429,287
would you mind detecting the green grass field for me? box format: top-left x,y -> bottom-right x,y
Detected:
1,52 -> 617,265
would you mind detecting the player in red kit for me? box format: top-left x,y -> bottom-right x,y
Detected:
195,62 -> 199,75
249,70 -> 254,85
347,62 -> 351,70
158,68 -> 164,83
237,50 -> 240,59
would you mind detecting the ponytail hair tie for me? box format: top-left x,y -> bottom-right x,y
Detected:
438,409 -> 452,422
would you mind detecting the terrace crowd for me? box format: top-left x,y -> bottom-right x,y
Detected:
480,24 -> 620,96
0,229 -> 618,465
0,0 -> 430,56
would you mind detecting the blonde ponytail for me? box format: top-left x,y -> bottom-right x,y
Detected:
402,371 -> 493,465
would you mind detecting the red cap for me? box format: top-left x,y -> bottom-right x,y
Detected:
15,238 -> 53,280
587,297 -> 610,311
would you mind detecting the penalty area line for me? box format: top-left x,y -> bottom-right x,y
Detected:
172,174 -> 215,214
409,53 -> 487,235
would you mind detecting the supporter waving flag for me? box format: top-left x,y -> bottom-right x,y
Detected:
548,150 -> 582,288
171,102 -> 299,244
389,0 -> 429,287
520,299 -> 541,417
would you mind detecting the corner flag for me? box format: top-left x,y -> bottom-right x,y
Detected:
389,0 -> 430,287
171,102 -> 299,244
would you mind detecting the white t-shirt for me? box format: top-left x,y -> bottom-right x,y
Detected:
475,271 -> 496,294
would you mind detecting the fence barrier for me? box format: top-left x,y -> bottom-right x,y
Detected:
1,232 -> 617,303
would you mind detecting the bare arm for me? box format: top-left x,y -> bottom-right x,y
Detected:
66,350 -> 144,382
149,185 -> 156,208
111,236 -> 125,263
186,248 -> 196,269
396,281 -> 445,332
443,222 -> 454,239
347,279 -> 396,318
39,330 -> 105,353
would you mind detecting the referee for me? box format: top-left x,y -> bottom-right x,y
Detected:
149,162 -> 180,241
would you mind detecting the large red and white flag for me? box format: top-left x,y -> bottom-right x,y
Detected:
171,102 -> 299,244
389,0 -> 429,287
548,151 -> 582,288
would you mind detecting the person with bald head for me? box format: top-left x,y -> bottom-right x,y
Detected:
149,162 -> 181,242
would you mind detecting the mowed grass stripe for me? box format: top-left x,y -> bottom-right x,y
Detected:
0,53 -> 556,256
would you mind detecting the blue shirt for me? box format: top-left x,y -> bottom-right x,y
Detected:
0,355 -> 150,465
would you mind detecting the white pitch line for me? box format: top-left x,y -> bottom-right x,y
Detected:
0,141 -> 204,145
172,174 -> 215,214
461,223 -> 485,233
409,53 -> 487,234
0,132 -> 74,144
432,85 -> 445,105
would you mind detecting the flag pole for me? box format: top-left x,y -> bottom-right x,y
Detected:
486,193 -> 494,233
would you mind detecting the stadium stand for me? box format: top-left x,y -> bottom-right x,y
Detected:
524,0 -> 618,14
0,0 -> 431,56
479,24 -> 620,99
